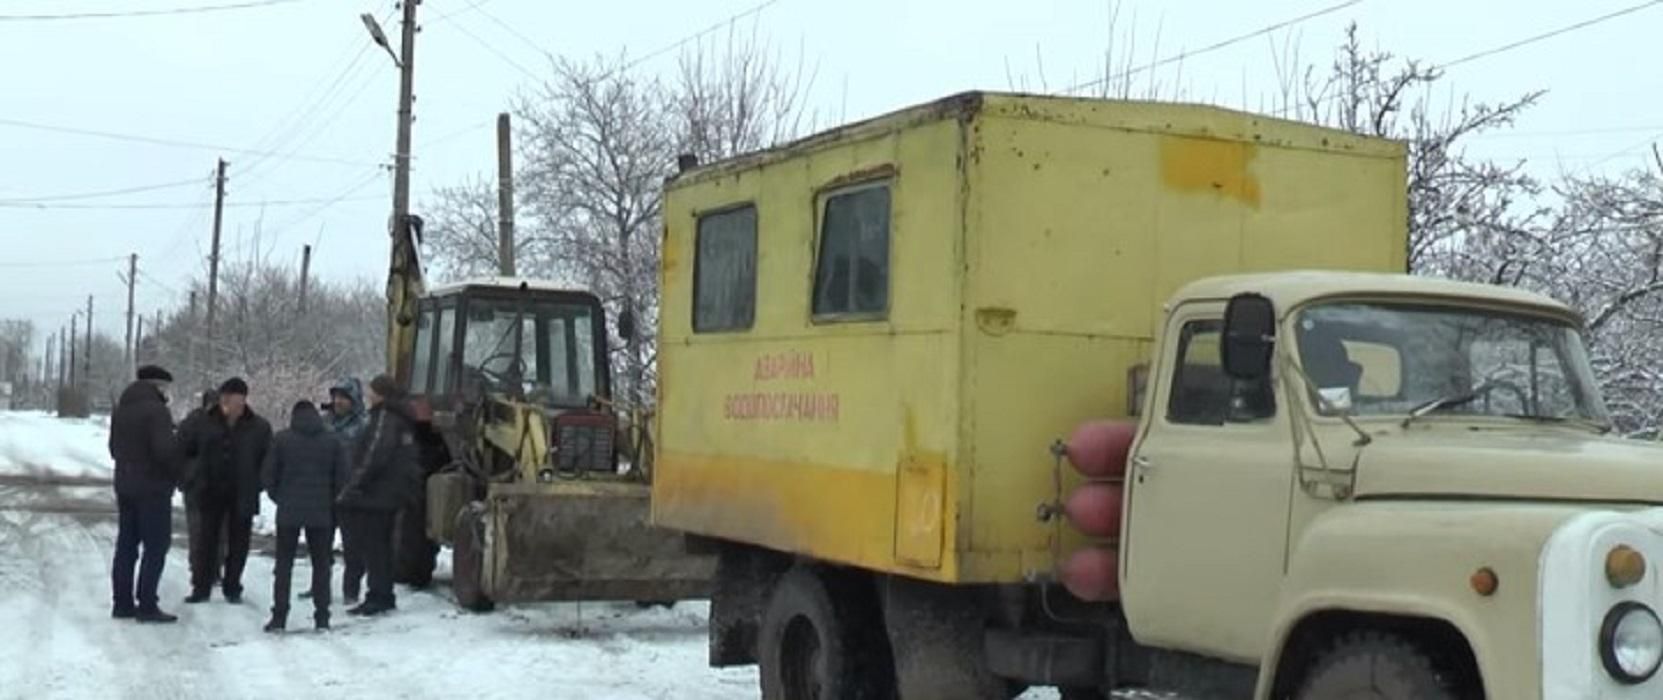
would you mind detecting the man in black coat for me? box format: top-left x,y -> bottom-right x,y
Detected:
261,401 -> 350,632
179,388 -> 222,588
179,377 -> 273,604
108,365 -> 182,623
339,374 -> 418,617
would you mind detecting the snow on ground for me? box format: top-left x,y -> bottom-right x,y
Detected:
0,410 -> 1125,699
0,411 -> 112,480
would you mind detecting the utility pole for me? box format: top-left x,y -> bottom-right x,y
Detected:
298,244 -> 313,313
135,315 -> 144,367
67,316 -> 76,388
496,111 -> 515,276
391,0 -> 419,238
83,296 -> 93,391
123,253 -> 137,376
206,158 -> 227,359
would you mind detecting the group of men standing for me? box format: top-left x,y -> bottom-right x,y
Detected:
106,366 -> 421,633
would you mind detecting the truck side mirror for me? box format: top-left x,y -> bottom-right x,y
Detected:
617,309 -> 638,344
1222,293 -> 1275,380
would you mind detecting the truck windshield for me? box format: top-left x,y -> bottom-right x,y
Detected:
463,298 -> 599,407
1295,302 -> 1609,425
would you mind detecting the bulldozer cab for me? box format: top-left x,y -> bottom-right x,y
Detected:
406,279 -> 611,410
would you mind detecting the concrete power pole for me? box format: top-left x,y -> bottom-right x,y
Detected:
299,244 -> 313,313
496,112 -> 515,276
123,253 -> 137,376
206,158 -> 227,361
391,0 -> 419,239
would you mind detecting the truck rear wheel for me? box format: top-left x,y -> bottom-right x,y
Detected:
451,502 -> 494,613
759,567 -> 895,700
1295,631 -> 1458,700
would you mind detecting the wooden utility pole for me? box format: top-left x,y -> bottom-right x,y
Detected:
496,112 -> 515,276
66,317 -> 76,387
83,296 -> 93,390
206,158 -> 227,354
123,253 -> 137,375
135,315 -> 144,367
299,244 -> 313,313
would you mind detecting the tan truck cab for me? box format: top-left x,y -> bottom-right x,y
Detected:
1099,270 -> 1663,698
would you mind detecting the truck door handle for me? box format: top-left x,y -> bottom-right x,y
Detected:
1132,455 -> 1154,475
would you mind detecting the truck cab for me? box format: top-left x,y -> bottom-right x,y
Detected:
1066,271 -> 1663,698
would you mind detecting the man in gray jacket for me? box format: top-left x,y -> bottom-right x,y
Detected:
261,400 -> 349,632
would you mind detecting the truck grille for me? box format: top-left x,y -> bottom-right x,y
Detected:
552,413 -> 615,474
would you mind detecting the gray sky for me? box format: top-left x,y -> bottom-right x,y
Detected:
2,0 -> 1659,357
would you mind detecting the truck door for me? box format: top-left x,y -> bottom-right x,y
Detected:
1121,302 -> 1293,664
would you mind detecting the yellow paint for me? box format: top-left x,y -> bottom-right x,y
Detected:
1158,136 -> 1262,207
655,92 -> 1407,584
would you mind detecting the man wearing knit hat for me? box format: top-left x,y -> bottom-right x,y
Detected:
178,376 -> 273,604
108,364 -> 182,623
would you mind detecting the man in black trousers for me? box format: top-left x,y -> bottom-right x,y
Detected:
338,374 -> 417,617
179,377 -> 272,604
108,365 -> 182,623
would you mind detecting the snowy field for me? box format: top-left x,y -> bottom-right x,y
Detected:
0,410 -> 1087,699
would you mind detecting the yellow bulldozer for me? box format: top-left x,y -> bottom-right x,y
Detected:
382,215 -> 713,610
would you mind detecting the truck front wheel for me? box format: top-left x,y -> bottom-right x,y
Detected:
759,567 -> 895,700
1295,631 -> 1458,700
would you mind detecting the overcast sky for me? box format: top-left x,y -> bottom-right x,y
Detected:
2,0 -> 1659,356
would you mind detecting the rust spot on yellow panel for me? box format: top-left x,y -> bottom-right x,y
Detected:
1159,136 -> 1261,207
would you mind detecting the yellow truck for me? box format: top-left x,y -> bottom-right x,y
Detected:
654,91 -> 1663,698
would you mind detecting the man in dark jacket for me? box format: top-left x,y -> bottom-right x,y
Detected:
262,401 -> 350,632
339,374 -> 417,617
108,365 -> 181,624
179,377 -> 273,604
179,389 -> 222,588
311,376 -> 367,603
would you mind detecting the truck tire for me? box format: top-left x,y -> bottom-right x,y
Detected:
1295,631 -> 1458,700
452,502 -> 495,613
759,567 -> 895,700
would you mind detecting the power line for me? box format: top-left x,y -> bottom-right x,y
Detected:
606,0 -> 785,80
0,0 -> 303,22
0,176 -> 209,204
1064,0 -> 1362,95
0,116 -> 382,167
1440,0 -> 1663,69
448,12 -> 543,81
0,256 -> 125,269
0,193 -> 384,211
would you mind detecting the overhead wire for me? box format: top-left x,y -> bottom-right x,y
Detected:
0,194 -> 384,211
0,175 -> 209,204
1063,0 -> 1362,95
0,0 -> 303,22
0,116 -> 382,167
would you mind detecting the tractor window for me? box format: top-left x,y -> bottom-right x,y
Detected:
812,181 -> 891,319
694,204 -> 758,333
460,297 -> 600,408
433,306 -> 456,394
409,307 -> 436,394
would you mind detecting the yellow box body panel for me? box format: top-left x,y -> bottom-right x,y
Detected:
653,92 -> 1407,584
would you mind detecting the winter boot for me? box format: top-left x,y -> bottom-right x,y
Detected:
184,589 -> 211,604
314,612 -> 330,631
135,608 -> 178,624
264,613 -> 286,633
111,605 -> 136,620
223,587 -> 243,604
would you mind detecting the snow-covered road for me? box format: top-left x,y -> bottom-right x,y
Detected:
0,411 -> 757,699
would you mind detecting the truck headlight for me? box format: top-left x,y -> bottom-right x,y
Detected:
1601,602 -> 1663,684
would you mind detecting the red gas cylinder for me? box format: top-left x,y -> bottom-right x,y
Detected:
1063,481 -> 1124,538
1060,545 -> 1119,602
1064,420 -> 1135,478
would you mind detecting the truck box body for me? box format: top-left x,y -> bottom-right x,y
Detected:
653,91 -> 1407,584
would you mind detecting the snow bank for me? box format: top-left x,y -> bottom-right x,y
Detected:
0,410 -> 113,480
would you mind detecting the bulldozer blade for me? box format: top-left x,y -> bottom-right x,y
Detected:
483,481 -> 716,603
